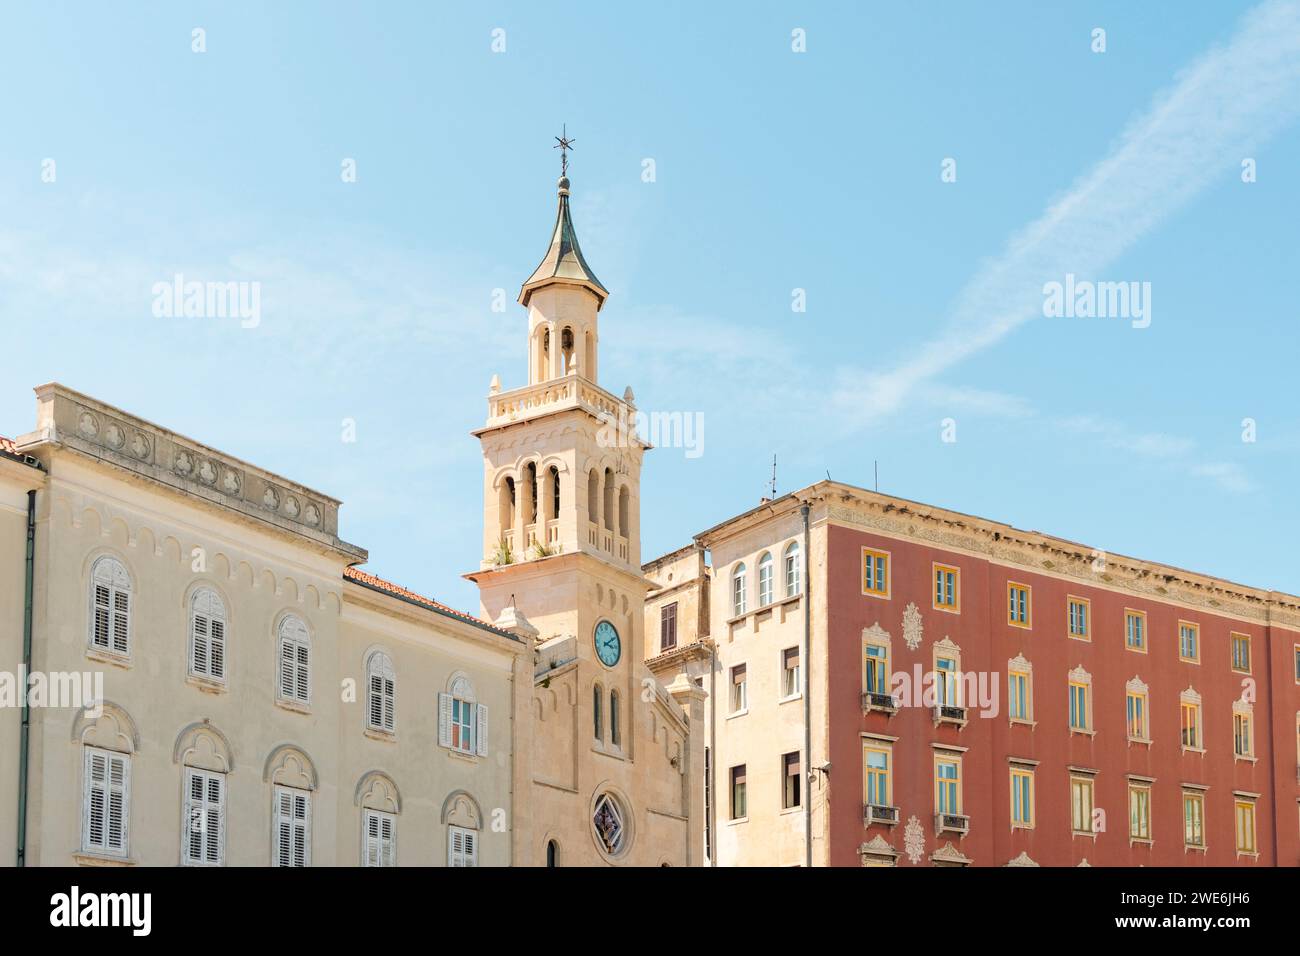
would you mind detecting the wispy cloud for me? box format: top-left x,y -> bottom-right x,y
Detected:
846,0 -> 1300,419
1191,461 -> 1257,493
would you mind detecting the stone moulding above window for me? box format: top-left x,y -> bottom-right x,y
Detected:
1006,851 -> 1039,867
858,834 -> 899,867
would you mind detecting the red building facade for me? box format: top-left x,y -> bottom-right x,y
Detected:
822,495 -> 1298,867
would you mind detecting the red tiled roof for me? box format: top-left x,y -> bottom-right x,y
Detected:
344,566 -> 506,634
0,436 -> 17,455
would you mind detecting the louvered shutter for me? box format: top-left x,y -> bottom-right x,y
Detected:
364,811 -> 381,866
279,640 -> 296,698
183,770 -> 203,863
476,704 -> 489,756
209,618 -> 225,680
207,774 -> 224,864
93,585 -> 111,649
295,642 -> 310,703
448,827 -> 463,866
380,815 -> 394,867
293,792 -> 309,866
85,749 -> 130,855
192,614 -> 209,676
84,749 -> 107,850
382,675 -> 395,731
274,790 -> 292,866
112,591 -> 130,654
438,693 -> 452,747
464,830 -> 477,866
368,674 -> 383,728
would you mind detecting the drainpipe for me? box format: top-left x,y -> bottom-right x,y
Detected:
801,502 -> 812,868
708,637 -> 716,868
16,489 -> 35,867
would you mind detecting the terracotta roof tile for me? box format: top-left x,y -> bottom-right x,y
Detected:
0,436 -> 17,455
344,566 -> 507,634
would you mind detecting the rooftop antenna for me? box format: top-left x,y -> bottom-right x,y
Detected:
770,454 -> 778,499
874,460 -> 879,492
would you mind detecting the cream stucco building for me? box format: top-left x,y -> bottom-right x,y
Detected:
0,166 -> 703,868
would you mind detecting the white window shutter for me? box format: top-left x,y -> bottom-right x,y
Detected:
209,618 -> 225,680
465,830 -> 477,866
476,704 -> 489,756
279,641 -> 296,698
438,693 -> 452,748
83,749 -> 105,851
191,614 -> 208,676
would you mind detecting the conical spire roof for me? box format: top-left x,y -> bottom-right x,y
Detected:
518,176 -> 608,310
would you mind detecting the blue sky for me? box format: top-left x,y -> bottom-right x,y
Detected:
2,1 -> 1297,611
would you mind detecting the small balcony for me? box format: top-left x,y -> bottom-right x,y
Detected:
933,703 -> 968,728
935,812 -> 969,836
861,691 -> 898,715
863,803 -> 899,827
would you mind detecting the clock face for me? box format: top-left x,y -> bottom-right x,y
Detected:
594,620 -> 621,667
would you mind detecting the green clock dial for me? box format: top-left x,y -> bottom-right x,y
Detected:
594,620 -> 621,667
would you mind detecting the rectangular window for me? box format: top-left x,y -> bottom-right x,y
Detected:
935,657 -> 959,706
451,698 -> 475,752
182,767 -> 224,866
660,602 -> 678,652
933,564 -> 959,611
1234,712 -> 1253,758
1181,701 -> 1202,750
934,758 -> 961,815
1125,610 -> 1146,651
782,752 -> 801,809
1067,596 -> 1090,640
1009,671 -> 1030,721
1231,633 -> 1251,674
864,747 -> 890,807
363,809 -> 396,867
730,664 -> 747,714
865,644 -> 889,696
448,824 -> 478,867
1010,767 -> 1034,828
1126,690 -> 1148,740
1007,583 -> 1030,627
1235,800 -> 1257,854
781,647 -> 800,699
1183,791 -> 1205,848
1179,621 -> 1200,663
83,747 -> 129,857
273,786 -> 311,867
862,549 -> 889,597
1071,776 -> 1095,834
1129,783 -> 1152,841
730,765 -> 747,820
1069,681 -> 1090,732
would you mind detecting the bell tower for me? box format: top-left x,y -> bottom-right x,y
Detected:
468,154 -> 647,648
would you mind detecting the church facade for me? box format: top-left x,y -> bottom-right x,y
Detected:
0,167 -> 703,867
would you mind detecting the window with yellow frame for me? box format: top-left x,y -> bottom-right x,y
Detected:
1179,621 -> 1200,663
933,563 -> 959,612
1067,596 -> 1090,640
1180,699 -> 1202,750
1010,767 -> 1034,829
934,756 -> 961,816
1183,791 -> 1205,848
1126,688 -> 1148,740
1235,799 -> 1257,854
1007,582 -> 1031,628
1128,782 -> 1152,842
1070,775 -> 1095,834
862,548 -> 889,598
1231,633 -> 1251,674
1125,609 -> 1147,652
863,745 -> 891,808
1233,709 -> 1254,759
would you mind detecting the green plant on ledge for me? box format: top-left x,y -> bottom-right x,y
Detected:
533,541 -> 561,558
492,538 -> 514,566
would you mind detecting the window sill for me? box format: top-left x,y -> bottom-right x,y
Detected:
1127,736 -> 1151,748
593,743 -> 626,761
1009,718 -> 1036,729
1071,830 -> 1098,841
186,674 -> 227,695
275,698 -> 312,716
726,709 -> 749,720
1068,635 -> 1091,643
1236,850 -> 1259,861
1069,728 -> 1096,737
1178,658 -> 1200,666
86,648 -> 132,669
1129,837 -> 1153,848
727,817 -> 749,827
446,747 -> 480,763
364,727 -> 397,743
1184,843 -> 1207,854
74,851 -> 135,867
861,590 -> 890,601
1234,754 -> 1258,764
1010,822 -> 1034,832
1125,644 -> 1148,654
779,805 -> 802,816
932,604 -> 960,615
1181,745 -> 1206,755
779,693 -> 803,705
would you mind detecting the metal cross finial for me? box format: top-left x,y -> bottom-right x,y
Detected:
554,125 -> 576,177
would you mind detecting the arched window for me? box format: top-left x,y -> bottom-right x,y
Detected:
587,470 -> 600,527
525,462 -> 538,525
277,615 -> 311,705
439,676 -> 486,756
618,486 -> 630,538
593,683 -> 604,741
758,552 -> 774,607
549,465 -> 561,521
732,563 -> 748,617
610,689 -> 621,747
603,468 -> 615,530
784,541 -> 802,597
561,326 -> 575,373
366,651 -> 396,733
89,555 -> 132,657
189,587 -> 227,683
499,478 -> 515,537
546,839 -> 559,867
